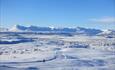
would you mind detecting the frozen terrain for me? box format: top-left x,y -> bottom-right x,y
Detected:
0,26 -> 115,70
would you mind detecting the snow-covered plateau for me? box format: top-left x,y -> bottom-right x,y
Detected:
0,26 -> 115,70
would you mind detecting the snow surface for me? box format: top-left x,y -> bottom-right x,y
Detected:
0,33 -> 115,70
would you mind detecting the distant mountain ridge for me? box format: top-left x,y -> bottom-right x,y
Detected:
1,24 -> 115,36
7,25 -> 102,35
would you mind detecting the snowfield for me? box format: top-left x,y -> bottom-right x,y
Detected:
0,33 -> 115,70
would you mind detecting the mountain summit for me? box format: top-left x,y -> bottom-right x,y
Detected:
9,25 -> 27,32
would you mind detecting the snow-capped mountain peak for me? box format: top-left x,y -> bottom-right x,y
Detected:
9,24 -> 27,32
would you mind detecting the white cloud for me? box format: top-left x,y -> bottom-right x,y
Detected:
89,17 -> 115,23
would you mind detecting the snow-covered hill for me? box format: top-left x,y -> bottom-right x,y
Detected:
97,29 -> 115,38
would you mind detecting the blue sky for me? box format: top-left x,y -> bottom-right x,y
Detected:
0,0 -> 115,29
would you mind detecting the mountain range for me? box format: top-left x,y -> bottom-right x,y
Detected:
0,24 -> 115,36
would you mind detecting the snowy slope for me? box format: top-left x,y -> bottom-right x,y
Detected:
0,33 -> 115,70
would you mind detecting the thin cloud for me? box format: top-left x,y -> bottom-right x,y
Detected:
89,17 -> 115,23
